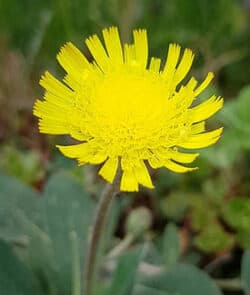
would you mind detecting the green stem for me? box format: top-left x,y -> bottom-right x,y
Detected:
70,231 -> 81,295
215,278 -> 242,291
107,234 -> 134,259
84,171 -> 121,295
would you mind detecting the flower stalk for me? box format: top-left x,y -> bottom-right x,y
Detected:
84,169 -> 121,295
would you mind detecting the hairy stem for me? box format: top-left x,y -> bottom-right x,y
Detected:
71,231 -> 81,295
84,171 -> 121,295
215,278 -> 242,291
107,234 -> 134,259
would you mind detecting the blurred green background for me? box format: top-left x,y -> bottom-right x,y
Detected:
0,0 -> 250,295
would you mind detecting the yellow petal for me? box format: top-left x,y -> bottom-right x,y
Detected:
57,143 -> 88,158
134,160 -> 154,189
148,154 -> 163,169
85,34 -> 109,71
39,71 -> 73,104
149,57 -> 161,73
102,27 -> 123,66
170,151 -> 199,164
57,42 -> 90,87
174,48 -> 194,85
194,72 -> 214,96
57,143 -> 107,165
34,98 -> 71,135
190,95 -> 224,122
180,127 -> 223,149
121,169 -> 139,192
37,118 -> 70,134
190,121 -> 206,134
85,152 -> 107,165
33,99 -> 68,117
37,71 -> 75,126
163,43 -> 181,78
173,77 -> 198,110
124,44 -> 136,65
133,29 -> 148,69
164,159 -> 198,173
99,157 -> 118,183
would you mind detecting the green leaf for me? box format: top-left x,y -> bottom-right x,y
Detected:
241,250 -> 250,295
107,242 -> 162,295
35,172 -> 95,295
236,230 -> 250,249
0,172 -> 95,295
154,169 -> 180,197
202,178 -> 226,206
163,223 -> 180,267
189,195 -> 216,231
203,86 -> 250,169
136,263 -> 222,295
160,192 -> 189,222
0,146 -> 43,185
194,223 -> 234,253
0,172 -> 42,239
107,246 -> 143,295
235,86 -> 250,126
201,130 -> 241,169
222,198 -> 250,231
133,284 -> 171,295
141,242 -> 163,266
220,86 -> 250,150
222,86 -> 250,129
0,240 -> 42,295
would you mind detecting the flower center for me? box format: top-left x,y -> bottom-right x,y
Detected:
79,70 -> 175,152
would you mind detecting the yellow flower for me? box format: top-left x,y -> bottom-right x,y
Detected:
33,27 -> 223,192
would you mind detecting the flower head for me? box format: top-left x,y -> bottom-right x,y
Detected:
34,27 -> 223,192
